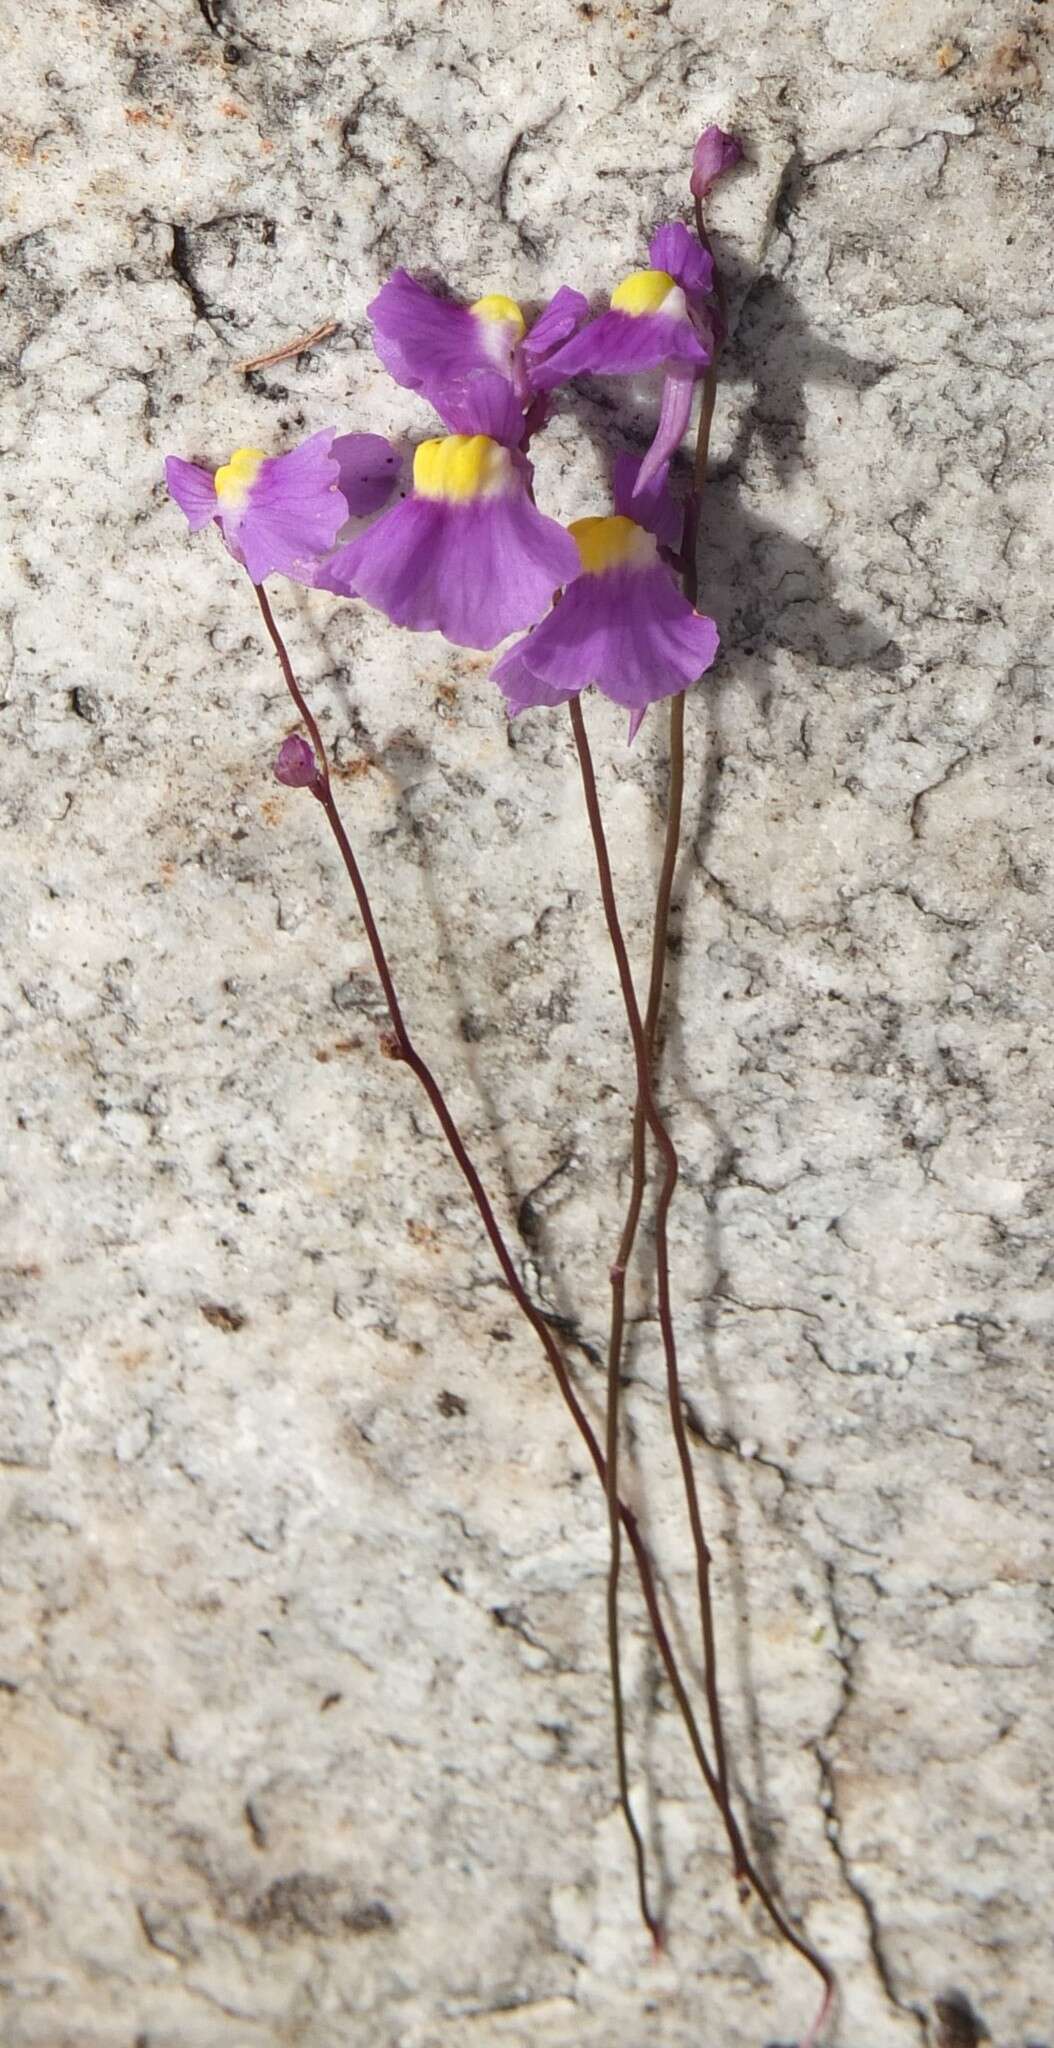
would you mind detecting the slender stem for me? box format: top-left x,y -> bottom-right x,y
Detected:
570,694 -> 737,1861
254,581 -> 661,1947
257,583 -> 335,779
596,340 -> 719,1956
574,296 -> 835,2024
602,1314 -> 657,1947
569,694 -> 834,2033
253,585 -> 834,2038
516,359 -> 654,1937
608,366 -> 723,1822
613,213 -> 726,1813
603,1237 -> 657,1943
604,298 -> 724,1838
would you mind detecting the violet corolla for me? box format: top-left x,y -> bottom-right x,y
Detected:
165,430 -> 398,584
530,221 -> 718,495
492,454 -> 719,738
316,427 -> 580,651
308,274 -> 588,648
368,269 -> 588,438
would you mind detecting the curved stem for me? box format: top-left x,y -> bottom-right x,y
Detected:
603,1308 -> 659,1948
253,581 -> 664,1945
596,349 -> 718,1953
604,285 -> 726,1806
570,695 -> 736,1862
569,695 -> 834,2032
254,584 -> 833,2036
602,688 -> 686,1951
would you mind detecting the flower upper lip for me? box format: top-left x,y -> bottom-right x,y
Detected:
521,222 -> 720,494
366,269 -> 590,443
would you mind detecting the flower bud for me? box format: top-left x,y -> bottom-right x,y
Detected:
690,126 -> 743,200
274,734 -> 317,788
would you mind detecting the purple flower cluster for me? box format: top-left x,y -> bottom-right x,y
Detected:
166,129 -> 741,737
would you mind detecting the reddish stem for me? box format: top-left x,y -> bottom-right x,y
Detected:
253,583 -> 833,2038
569,694 -> 833,2036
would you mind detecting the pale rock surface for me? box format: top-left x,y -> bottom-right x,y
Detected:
1,1 -> 1052,2045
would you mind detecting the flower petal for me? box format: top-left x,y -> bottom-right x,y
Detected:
432,494 -> 578,647
318,495 -> 444,619
492,561 -> 718,713
647,222 -> 714,297
492,639 -> 578,715
531,306 -> 709,390
613,453 -> 683,550
331,432 -> 401,518
368,269 -> 524,429
228,429 -> 347,584
596,564 -> 719,709
439,369 -> 527,444
165,457 -> 217,531
369,269 -> 488,387
523,285 -> 590,367
318,484 -> 578,650
635,361 -> 696,493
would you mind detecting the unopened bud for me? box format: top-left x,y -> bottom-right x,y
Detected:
274,734 -> 317,788
690,126 -> 743,200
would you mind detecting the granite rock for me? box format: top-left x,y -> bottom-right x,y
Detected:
2,1 -> 1052,2044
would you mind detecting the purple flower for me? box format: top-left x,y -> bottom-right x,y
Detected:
368,270 -> 589,436
165,430 -> 398,584
491,457 -> 718,741
691,125 -> 744,200
274,735 -> 318,788
316,432 -> 580,651
530,223 -> 718,495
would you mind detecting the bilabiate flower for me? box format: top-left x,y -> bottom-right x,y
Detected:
529,222 -> 718,494
316,432 -> 580,650
691,124 -> 744,199
165,430 -> 398,584
491,455 -> 718,739
368,269 -> 588,436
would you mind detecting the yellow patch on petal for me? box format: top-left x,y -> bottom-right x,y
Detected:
214,446 -> 266,508
569,515 -> 656,574
610,268 -> 676,316
470,292 -> 526,336
413,434 -> 513,503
